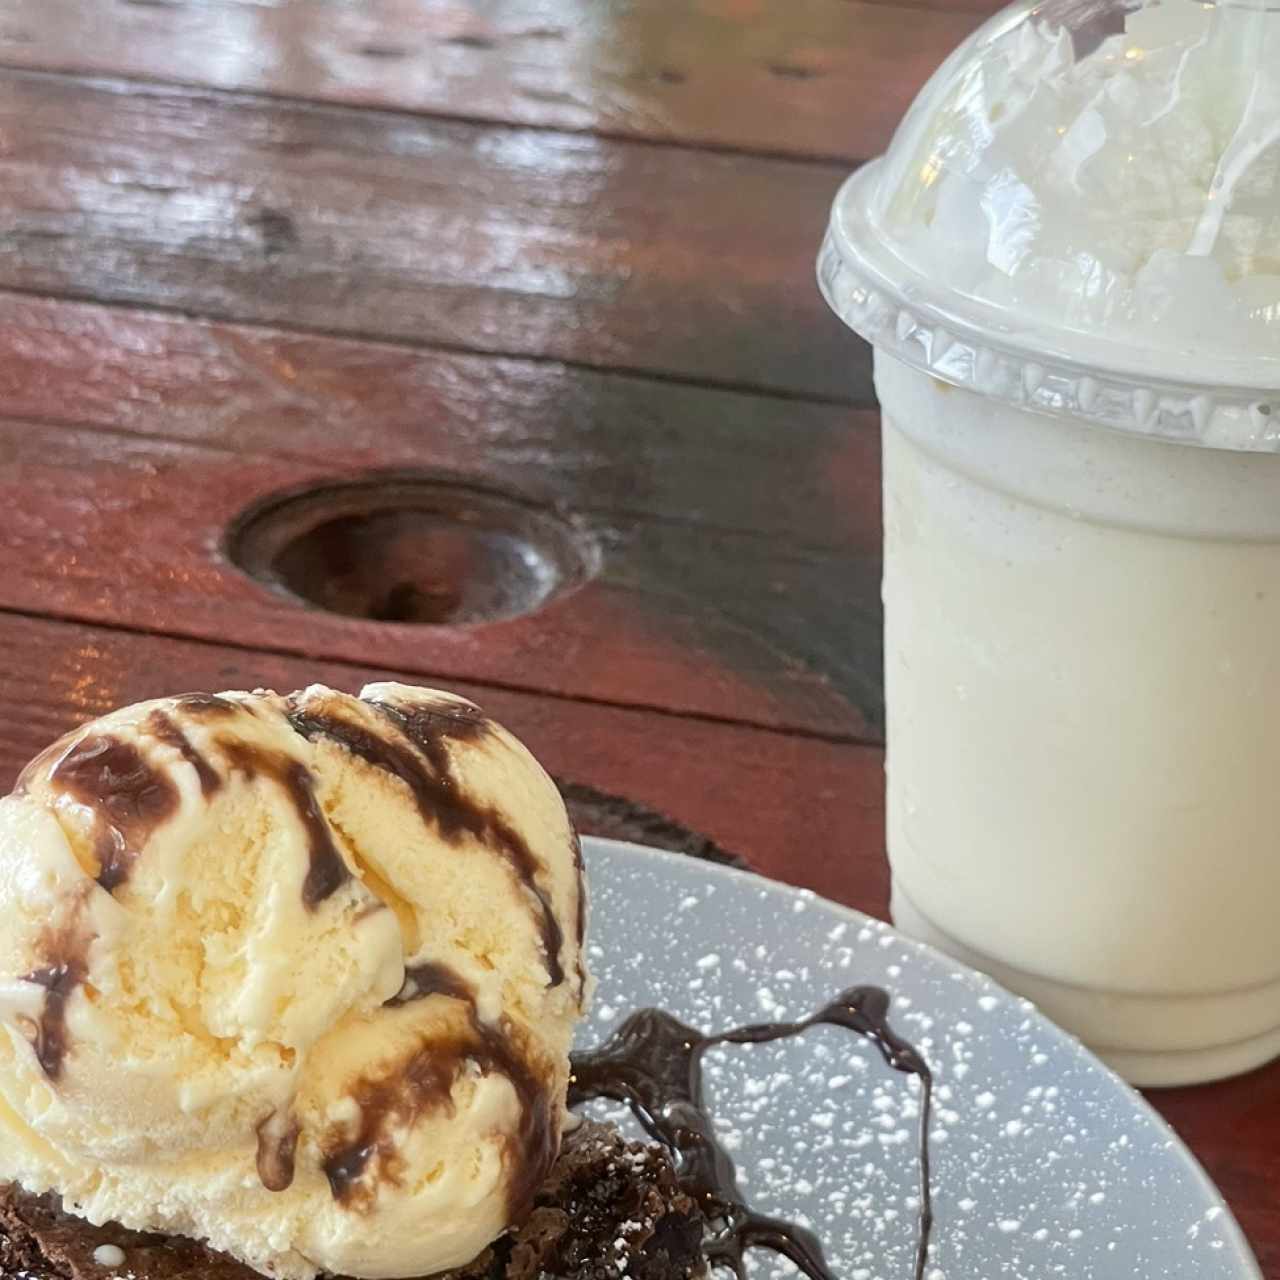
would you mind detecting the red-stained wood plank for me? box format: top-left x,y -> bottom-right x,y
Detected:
0,295 -> 882,553
0,69 -> 869,403
0,295 -> 882,739
0,0 -> 994,163
0,607 -> 1274,1274
0,413 -> 882,740
1157,1074 -> 1280,1280
0,609 -> 889,918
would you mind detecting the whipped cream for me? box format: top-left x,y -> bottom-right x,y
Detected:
867,0 -> 1280,374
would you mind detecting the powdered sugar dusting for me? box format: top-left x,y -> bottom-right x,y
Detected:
575,841 -> 1255,1280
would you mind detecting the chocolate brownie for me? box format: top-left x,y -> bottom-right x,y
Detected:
0,1121 -> 707,1280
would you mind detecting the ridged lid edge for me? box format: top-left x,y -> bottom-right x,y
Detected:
819,168 -> 1280,454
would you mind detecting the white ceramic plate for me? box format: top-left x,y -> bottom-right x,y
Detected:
576,838 -> 1261,1280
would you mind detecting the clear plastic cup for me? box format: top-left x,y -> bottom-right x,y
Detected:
819,0 -> 1280,1086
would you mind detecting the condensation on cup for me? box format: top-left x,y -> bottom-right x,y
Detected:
819,0 -> 1280,1087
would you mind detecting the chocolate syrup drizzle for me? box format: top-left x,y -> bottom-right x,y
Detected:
47,736 -> 178,893
34,698 -> 240,899
22,958 -> 87,1082
570,831 -> 588,1004
218,740 -> 351,909
171,693 -> 239,716
569,986 -> 934,1280
386,961 -> 476,1009
255,1110 -> 301,1193
146,710 -> 222,797
20,728 -> 185,1079
286,696 -> 566,988
323,961 -> 556,1223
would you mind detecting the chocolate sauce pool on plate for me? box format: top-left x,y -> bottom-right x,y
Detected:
570,985 -> 933,1280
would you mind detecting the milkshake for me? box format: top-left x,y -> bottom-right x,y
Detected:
819,0 -> 1280,1085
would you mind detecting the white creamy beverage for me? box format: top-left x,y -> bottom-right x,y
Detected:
820,0 -> 1280,1083
881,360 -> 1280,1084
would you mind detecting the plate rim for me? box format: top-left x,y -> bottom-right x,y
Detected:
580,835 -> 1263,1279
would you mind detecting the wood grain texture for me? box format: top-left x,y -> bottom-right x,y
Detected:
0,68 -> 869,403
0,609 -> 889,916
0,607 -> 1275,1274
0,295 -> 882,739
0,295 -> 882,553
0,411 -> 882,740
0,0 -> 993,162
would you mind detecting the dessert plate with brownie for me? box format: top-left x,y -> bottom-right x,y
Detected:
0,685 -> 1261,1279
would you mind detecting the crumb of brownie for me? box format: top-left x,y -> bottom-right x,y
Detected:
0,1121 -> 707,1280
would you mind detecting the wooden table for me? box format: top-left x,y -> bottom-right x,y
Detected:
0,1 -> 1273,1272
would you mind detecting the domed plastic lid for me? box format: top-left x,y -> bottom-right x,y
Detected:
819,0 -> 1280,450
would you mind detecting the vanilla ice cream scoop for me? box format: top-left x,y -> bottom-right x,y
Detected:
0,682 -> 588,1279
